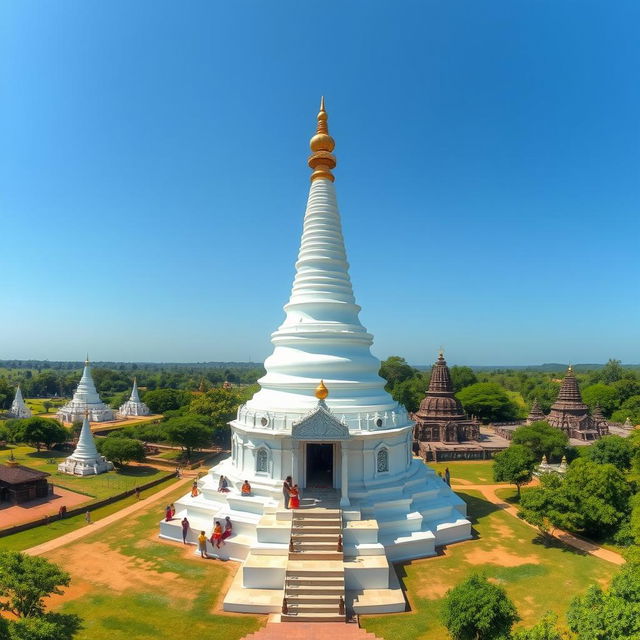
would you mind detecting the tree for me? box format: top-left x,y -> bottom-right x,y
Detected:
611,395 -> 640,425
189,387 -> 246,445
450,366 -> 478,393
511,421 -> 569,461
9,613 -> 82,640
568,561 -> 640,639
389,374 -> 428,413
0,552 -> 70,618
142,389 -> 191,413
163,416 -> 212,459
629,493 -> 640,545
493,445 -> 537,497
10,418 -> 69,451
379,356 -> 416,388
97,437 -> 145,467
597,358 -> 627,385
520,459 -> 631,539
580,435 -> 636,470
441,574 -> 519,640
581,384 -> 620,416
512,612 -> 565,640
42,401 -> 53,414
612,378 -> 640,405
456,383 -> 519,423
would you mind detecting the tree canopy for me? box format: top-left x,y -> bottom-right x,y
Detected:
580,435 -> 636,470
456,383 -> 520,423
97,436 -> 145,467
9,418 -> 69,451
511,612 -> 565,640
511,421 -> 569,461
493,445 -> 537,496
441,574 -> 519,640
163,416 -> 212,458
142,388 -> 192,413
581,384 -> 620,416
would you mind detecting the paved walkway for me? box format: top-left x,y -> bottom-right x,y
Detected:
26,474 -> 194,557
241,620 -> 382,640
453,481 -> 626,565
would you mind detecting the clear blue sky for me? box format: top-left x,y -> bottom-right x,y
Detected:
2,1 -> 639,366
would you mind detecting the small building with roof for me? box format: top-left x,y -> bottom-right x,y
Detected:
0,459 -> 50,504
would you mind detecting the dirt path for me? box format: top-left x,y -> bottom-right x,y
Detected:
25,474 -> 194,557
453,481 -> 626,566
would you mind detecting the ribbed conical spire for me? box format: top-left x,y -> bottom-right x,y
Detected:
427,353 -> 454,395
130,378 -> 140,403
245,100 -> 400,417
527,398 -> 546,422
553,367 -> 587,407
74,361 -> 103,404
414,352 -> 468,420
9,385 -> 31,419
71,414 -> 100,461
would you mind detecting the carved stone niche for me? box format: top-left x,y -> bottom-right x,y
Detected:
291,401 -> 350,441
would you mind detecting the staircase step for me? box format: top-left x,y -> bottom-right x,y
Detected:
285,602 -> 342,613
292,541 -> 341,551
286,594 -> 344,604
286,560 -> 344,577
285,585 -> 344,595
285,575 -> 344,586
289,551 -> 343,560
291,533 -> 341,542
281,613 -> 344,622
292,526 -> 342,535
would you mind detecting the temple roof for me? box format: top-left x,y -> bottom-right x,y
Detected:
549,367 -> 589,412
527,399 -> 546,421
0,464 -> 49,485
69,415 -> 100,461
130,378 -> 141,403
413,353 -> 471,422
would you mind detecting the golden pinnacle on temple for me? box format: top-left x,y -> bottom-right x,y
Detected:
315,379 -> 329,400
308,96 -> 336,183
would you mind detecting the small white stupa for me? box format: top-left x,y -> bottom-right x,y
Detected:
8,386 -> 32,419
58,413 -> 114,476
117,378 -> 150,418
57,357 -> 115,423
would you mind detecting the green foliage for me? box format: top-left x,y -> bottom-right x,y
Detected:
389,374 -> 427,413
0,424 -> 10,442
8,613 -> 82,640
512,612 -> 565,640
9,417 -> 69,451
456,382 -> 520,423
163,416 -> 212,457
493,445 -> 537,496
0,552 -> 70,617
591,358 -> 628,385
520,458 -> 632,539
142,388 -> 191,413
568,561 -> 640,639
612,378 -> 640,404
450,366 -> 478,393
630,493 -> 640,545
440,574 -> 519,640
97,437 -> 145,467
580,435 -> 636,470
511,421 -> 569,461
581,384 -> 620,416
379,356 -> 416,388
611,394 -> 640,425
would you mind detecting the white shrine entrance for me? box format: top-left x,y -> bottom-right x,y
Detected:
305,442 -> 335,488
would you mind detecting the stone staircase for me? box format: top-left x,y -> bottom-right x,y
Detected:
240,621 -> 383,640
282,494 -> 345,622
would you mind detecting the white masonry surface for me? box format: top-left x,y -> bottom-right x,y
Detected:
57,360 -> 115,423
9,385 -> 32,419
58,414 -> 114,476
159,153 -> 471,615
118,378 -> 151,417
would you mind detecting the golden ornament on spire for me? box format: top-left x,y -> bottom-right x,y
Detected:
315,379 -> 329,400
308,96 -> 336,183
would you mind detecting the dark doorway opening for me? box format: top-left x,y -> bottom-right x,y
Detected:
306,443 -> 334,488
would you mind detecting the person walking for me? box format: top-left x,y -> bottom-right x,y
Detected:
283,476 -> 292,509
135,487 -> 141,500
181,517 -> 190,544
197,531 -> 208,558
84,510 -> 92,524
444,467 -> 451,486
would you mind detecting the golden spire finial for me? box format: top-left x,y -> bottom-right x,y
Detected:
315,380 -> 329,400
308,97 -> 336,182
568,364 -> 573,373
85,353 -> 89,366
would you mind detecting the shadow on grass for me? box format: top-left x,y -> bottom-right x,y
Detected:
115,465 -> 160,477
530,531 -> 590,557
457,491 -> 501,525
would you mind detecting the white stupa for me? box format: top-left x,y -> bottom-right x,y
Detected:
160,100 -> 471,616
58,413 -> 114,475
57,357 -> 115,423
117,378 -> 150,417
8,386 -> 31,419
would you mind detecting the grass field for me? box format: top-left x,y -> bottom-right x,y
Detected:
361,489 -> 615,639
1,476 -> 176,552
427,460 -> 494,484
45,483 -> 262,640
24,398 -> 67,414
0,445 -> 167,500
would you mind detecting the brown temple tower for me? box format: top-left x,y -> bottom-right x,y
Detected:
526,399 -> 547,424
412,353 -> 480,448
546,366 -> 608,440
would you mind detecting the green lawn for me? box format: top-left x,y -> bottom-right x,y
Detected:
45,484 -> 262,640
361,489 -> 615,640
427,460 -> 496,485
0,445 -> 167,500
1,476 -> 176,552
24,398 -> 67,414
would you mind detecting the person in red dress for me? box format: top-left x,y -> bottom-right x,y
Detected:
288,485 -> 300,509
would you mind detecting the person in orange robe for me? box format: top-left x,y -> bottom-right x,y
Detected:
288,485 -> 300,509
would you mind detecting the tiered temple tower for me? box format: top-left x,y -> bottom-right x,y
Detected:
117,378 -> 150,417
8,386 -> 32,419
412,352 -> 480,449
57,358 -> 115,423
526,399 -> 546,424
58,414 -> 114,475
159,100 -> 471,616
547,366 -> 608,440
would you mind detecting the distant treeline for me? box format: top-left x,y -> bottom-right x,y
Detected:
0,360 -> 263,371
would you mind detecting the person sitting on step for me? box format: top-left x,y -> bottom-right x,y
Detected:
241,479 -> 252,496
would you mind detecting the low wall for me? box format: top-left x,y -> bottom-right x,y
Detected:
0,472 -> 176,539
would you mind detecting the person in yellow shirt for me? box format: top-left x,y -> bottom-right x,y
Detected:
197,530 -> 208,558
